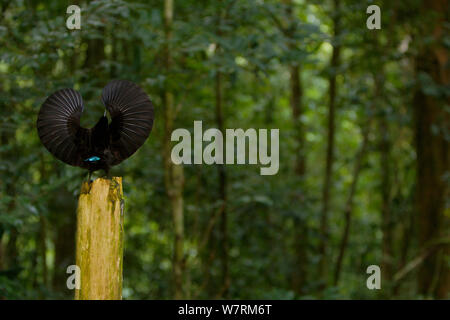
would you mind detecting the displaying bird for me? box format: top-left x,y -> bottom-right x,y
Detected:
37,80 -> 154,179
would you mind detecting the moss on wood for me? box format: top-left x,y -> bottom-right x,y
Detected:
75,177 -> 124,300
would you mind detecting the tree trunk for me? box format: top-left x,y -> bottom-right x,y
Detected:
1,125 -> 18,270
333,125 -> 369,285
38,212 -> 48,287
215,70 -> 230,298
163,0 -> 185,300
319,0 -> 341,282
75,178 -> 124,300
0,229 -> 4,270
289,64 -> 308,294
414,0 -> 449,299
215,1 -> 230,298
50,48 -> 79,295
84,36 -> 105,73
379,91 -> 393,289
82,26 -> 105,87
5,228 -> 18,269
277,0 -> 309,296
171,164 -> 185,299
52,188 -> 76,294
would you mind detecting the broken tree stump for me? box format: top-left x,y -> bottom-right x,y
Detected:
75,177 -> 124,300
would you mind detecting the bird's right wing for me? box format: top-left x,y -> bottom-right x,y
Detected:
37,88 -> 88,167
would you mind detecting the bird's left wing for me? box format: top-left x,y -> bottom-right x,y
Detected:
37,88 -> 87,167
102,80 -> 154,165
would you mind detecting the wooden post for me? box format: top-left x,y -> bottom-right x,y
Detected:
75,177 -> 124,300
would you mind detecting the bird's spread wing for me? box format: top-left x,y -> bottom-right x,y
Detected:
102,80 -> 154,165
37,88 -> 87,167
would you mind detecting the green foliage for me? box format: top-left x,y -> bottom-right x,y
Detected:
0,0 -> 446,300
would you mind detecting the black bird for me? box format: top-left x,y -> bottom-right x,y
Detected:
37,80 -> 154,178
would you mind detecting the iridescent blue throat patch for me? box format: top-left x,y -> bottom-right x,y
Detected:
84,156 -> 101,162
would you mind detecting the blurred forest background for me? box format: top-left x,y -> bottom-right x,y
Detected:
0,0 -> 448,299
